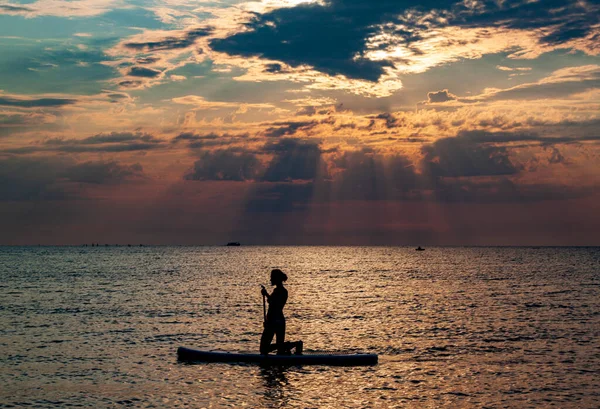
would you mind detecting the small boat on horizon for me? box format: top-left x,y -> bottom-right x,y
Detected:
415,246 -> 425,251
226,242 -> 241,246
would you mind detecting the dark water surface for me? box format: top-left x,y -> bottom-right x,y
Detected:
1,246 -> 599,408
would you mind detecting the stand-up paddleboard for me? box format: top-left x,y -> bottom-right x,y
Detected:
177,347 -> 378,366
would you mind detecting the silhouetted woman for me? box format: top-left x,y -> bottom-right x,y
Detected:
260,269 -> 302,355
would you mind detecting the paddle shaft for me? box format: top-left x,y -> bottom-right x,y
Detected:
262,287 -> 267,323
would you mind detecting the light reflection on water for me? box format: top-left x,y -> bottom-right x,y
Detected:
1,246 -> 599,408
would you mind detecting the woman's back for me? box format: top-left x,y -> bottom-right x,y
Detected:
267,285 -> 287,320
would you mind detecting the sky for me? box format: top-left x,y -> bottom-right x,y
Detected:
0,0 -> 599,245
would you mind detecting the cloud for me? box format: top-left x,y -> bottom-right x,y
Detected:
0,4 -> 34,13
136,56 -> 161,65
462,0 -> 600,50
123,27 -> 212,52
264,63 -> 285,73
73,132 -> 157,144
62,161 -> 144,184
172,132 -> 252,149
243,182 -> 316,214
2,132 -> 166,154
128,67 -> 162,78
208,0 -> 600,88
182,138 -> 326,183
0,0 -> 120,17
0,156 -> 145,201
47,132 -> 165,153
473,65 -> 600,102
454,129 -> 600,148
425,176 -> 597,204
107,26 -> 214,90
427,89 -> 457,103
262,138 -> 326,182
173,132 -> 219,143
209,2 -> 393,82
421,135 -> 520,178
330,148 -> 420,200
117,80 -> 143,88
171,95 -> 274,111
0,112 -> 59,137
0,156 -> 72,201
545,146 -> 568,165
496,66 -> 532,72
368,112 -> 405,129
0,95 -> 77,108
185,150 -> 262,181
263,120 -> 320,137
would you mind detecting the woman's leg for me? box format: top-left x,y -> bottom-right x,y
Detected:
260,324 -> 275,355
275,321 -> 287,354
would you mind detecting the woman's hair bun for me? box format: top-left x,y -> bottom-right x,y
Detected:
271,268 -> 288,282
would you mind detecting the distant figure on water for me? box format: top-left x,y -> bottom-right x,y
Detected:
260,269 -> 303,355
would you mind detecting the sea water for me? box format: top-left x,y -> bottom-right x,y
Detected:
1,246 -> 599,408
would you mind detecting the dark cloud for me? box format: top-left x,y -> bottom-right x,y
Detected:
263,120 -> 320,137
2,132 -> 165,154
52,143 -> 159,153
236,182 -> 320,246
427,89 -> 457,103
324,136 -> 593,204
106,93 -> 129,100
136,56 -> 161,65
368,112 -> 405,128
44,132 -> 163,151
295,105 -> 340,117
173,132 -> 219,143
546,147 -> 568,165
473,67 -> 600,102
118,80 -> 143,88
461,0 -> 600,47
210,2 -> 396,81
0,157 -> 145,201
295,106 -> 317,116
185,150 -> 261,181
264,63 -> 284,73
0,157 -> 72,201
244,183 -> 316,213
422,135 -> 520,178
76,132 -> 158,145
0,113 -> 61,138
183,138 -> 326,182
427,176 -> 596,203
210,0 -> 598,81
456,129 -> 600,146
63,161 -> 144,184
172,132 -> 251,149
331,149 -> 420,200
128,67 -> 161,78
124,27 -> 212,51
262,138 -> 326,182
0,96 -> 77,108
0,114 -> 32,126
0,4 -> 33,12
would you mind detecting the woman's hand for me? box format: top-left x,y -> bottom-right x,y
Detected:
261,285 -> 268,297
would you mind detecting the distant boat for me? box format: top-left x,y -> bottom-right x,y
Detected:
415,246 -> 425,251
226,242 -> 241,246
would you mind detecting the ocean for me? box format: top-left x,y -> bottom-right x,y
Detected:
1,246 -> 599,408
